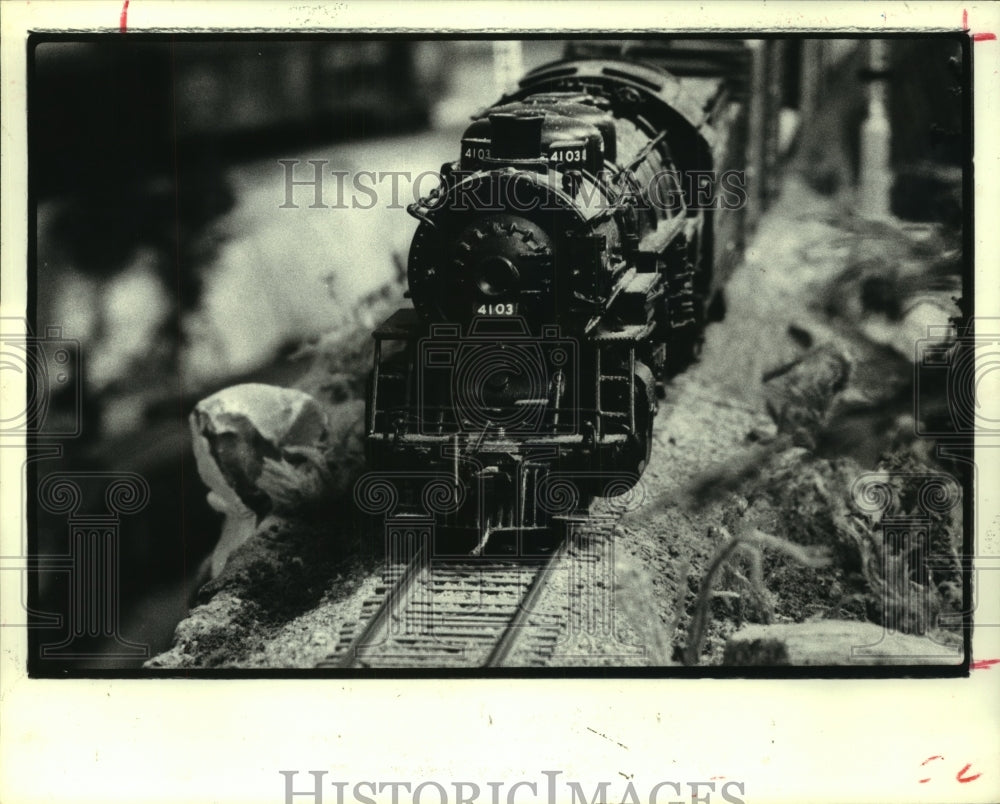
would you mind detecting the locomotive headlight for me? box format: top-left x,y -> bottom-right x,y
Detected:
475,255 -> 520,297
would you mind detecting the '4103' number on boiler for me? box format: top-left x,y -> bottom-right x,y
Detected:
477,303 -> 515,315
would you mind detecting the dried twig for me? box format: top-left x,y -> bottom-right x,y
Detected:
683,529 -> 744,666
682,526 -> 832,666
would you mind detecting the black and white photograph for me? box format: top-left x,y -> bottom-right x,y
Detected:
2,2 -> 999,804
19,33 -> 973,673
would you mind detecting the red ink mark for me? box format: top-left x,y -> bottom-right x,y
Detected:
957,764 -> 981,783
919,756 -> 983,785
971,658 -> 1000,669
963,9 -> 996,41
919,755 -> 944,782
119,0 -> 129,33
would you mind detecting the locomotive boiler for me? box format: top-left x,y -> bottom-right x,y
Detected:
365,54 -> 751,546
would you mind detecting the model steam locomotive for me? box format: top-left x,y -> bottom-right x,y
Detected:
365,46 -> 774,546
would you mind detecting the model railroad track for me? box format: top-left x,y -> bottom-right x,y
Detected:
318,537 -> 576,669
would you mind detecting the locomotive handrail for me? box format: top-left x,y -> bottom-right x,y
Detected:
406,202 -> 438,229
614,129 -> 669,179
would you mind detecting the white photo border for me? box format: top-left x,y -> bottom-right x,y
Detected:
2,2 -> 998,803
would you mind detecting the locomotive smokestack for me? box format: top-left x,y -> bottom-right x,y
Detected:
489,112 -> 544,160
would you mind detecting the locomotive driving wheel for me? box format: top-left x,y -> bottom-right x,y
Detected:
626,360 -> 657,476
